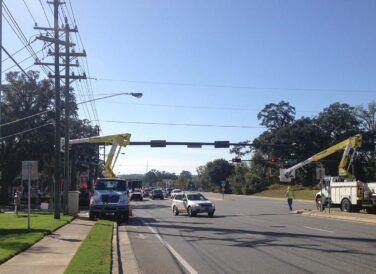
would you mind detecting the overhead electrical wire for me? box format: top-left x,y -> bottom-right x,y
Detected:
3,2 -> 50,77
0,123 -> 53,141
91,78 -> 376,94
23,0 -> 37,24
100,120 -> 266,129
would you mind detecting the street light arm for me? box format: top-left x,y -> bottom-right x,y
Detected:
77,92 -> 143,105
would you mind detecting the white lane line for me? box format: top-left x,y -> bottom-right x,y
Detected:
145,224 -> 198,274
304,226 -> 334,233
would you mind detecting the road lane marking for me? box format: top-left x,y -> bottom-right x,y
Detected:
145,223 -> 198,274
304,226 -> 334,233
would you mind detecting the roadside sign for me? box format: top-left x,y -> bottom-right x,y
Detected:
221,181 -> 226,187
22,161 -> 38,180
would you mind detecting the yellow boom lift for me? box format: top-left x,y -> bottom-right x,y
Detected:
69,133 -> 131,178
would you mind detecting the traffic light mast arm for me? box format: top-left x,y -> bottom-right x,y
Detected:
281,134 -> 362,181
69,133 -> 131,178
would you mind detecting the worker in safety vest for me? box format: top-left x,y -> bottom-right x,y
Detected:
285,186 -> 295,211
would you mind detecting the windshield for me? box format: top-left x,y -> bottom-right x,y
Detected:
187,194 -> 207,201
95,180 -> 127,191
154,190 -> 162,194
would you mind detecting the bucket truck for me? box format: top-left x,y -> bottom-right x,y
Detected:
69,133 -> 132,220
279,134 -> 376,213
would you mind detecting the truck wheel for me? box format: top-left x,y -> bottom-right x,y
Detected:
341,198 -> 352,212
208,212 -> 214,217
89,211 -> 95,220
123,213 -> 129,222
173,206 -> 179,216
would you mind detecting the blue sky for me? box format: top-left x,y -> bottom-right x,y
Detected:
2,0 -> 376,175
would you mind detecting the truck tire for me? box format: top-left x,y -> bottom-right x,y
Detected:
89,211 -> 95,220
173,206 -> 179,216
123,213 -> 129,222
340,198 -> 352,212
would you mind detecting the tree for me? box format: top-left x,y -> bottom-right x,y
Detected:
0,71 -> 54,203
257,101 -> 296,130
206,159 -> 234,192
144,170 -> 160,186
316,102 -> 360,144
0,71 -> 100,203
179,170 -> 192,180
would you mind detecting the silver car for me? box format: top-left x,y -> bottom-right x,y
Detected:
171,192 -> 215,217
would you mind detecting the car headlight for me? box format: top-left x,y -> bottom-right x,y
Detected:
119,195 -> 128,203
90,195 -> 101,206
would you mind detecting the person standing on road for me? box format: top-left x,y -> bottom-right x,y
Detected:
285,186 -> 295,211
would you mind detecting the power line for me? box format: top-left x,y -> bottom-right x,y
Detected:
23,0 -> 37,24
39,0 -> 52,27
2,36 -> 37,63
0,123 -> 53,141
1,46 -> 33,81
91,77 -> 376,94
92,99 -> 318,114
100,120 -> 266,129
0,110 -> 49,128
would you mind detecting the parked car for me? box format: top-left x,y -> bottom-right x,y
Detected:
130,191 -> 143,201
170,189 -> 182,199
142,188 -> 151,197
165,188 -> 173,198
151,189 -> 164,200
172,192 -> 215,217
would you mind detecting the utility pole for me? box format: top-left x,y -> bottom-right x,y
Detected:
0,0 -> 3,175
35,0 -> 86,218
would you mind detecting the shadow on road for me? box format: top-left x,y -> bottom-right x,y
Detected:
125,215 -> 376,257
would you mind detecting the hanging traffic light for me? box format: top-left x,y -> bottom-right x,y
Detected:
232,158 -> 242,163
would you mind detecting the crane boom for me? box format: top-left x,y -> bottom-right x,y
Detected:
280,134 -> 362,182
69,133 -> 131,178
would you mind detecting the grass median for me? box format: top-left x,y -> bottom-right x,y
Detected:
0,212 -> 73,264
65,220 -> 114,274
253,184 -> 318,200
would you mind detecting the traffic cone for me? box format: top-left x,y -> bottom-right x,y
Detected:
128,206 -> 133,217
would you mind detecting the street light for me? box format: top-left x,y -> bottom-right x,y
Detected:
77,92 -> 143,105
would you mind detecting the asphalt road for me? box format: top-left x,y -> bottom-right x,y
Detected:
119,195 -> 376,274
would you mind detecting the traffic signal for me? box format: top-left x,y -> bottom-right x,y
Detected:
232,158 -> 242,163
150,140 -> 166,147
214,141 -> 230,148
271,158 -> 278,163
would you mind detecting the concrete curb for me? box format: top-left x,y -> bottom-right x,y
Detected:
301,210 -> 376,225
118,224 -> 141,274
112,222 -> 119,274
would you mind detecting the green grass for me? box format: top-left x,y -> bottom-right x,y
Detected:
0,212 -> 73,264
253,184 -> 318,200
64,220 -> 113,274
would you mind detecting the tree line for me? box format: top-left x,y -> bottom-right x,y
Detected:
0,71 -> 99,204
196,100 -> 376,194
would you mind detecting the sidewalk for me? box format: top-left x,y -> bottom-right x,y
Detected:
0,212 -> 94,274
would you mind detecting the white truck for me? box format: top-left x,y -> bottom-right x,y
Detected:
280,134 -> 376,213
69,133 -> 132,220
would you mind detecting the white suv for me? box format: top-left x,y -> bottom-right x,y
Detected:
172,192 -> 215,217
